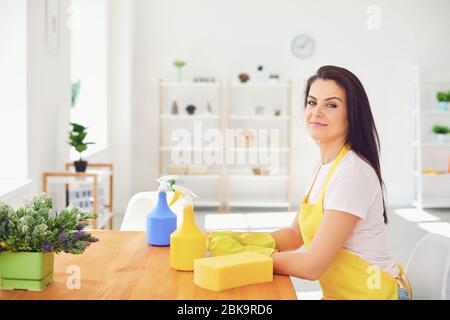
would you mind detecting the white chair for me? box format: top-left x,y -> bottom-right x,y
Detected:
120,191 -> 183,231
405,233 -> 450,300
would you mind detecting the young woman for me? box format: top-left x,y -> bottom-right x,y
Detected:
270,65 -> 412,300
208,65 -> 412,299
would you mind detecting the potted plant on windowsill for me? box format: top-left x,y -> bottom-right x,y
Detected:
0,194 -> 98,291
432,124 -> 449,144
436,91 -> 449,111
68,122 -> 95,172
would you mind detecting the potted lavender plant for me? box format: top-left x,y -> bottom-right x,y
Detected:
0,194 -> 99,291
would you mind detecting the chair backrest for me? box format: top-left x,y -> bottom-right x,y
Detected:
405,233 -> 450,300
120,191 -> 183,231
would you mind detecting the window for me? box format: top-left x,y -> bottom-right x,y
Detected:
70,0 -> 108,159
0,0 -> 27,179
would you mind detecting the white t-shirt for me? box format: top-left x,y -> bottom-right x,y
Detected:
304,150 -> 399,277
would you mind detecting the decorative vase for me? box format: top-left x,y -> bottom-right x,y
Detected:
0,252 -> 54,291
438,101 -> 448,111
437,134 -> 446,144
74,160 -> 88,172
186,105 -> 196,115
238,73 -> 250,83
171,101 -> 179,115
176,68 -> 182,82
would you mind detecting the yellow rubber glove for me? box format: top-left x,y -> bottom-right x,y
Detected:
208,235 -> 276,257
239,233 -> 276,249
207,231 -> 276,249
207,231 -> 242,243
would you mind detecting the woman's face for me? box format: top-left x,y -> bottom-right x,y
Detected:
304,79 -> 348,144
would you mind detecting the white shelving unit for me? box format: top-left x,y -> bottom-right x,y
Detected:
158,80 -> 225,209
157,79 -> 293,211
411,66 -> 450,209
225,79 -> 292,210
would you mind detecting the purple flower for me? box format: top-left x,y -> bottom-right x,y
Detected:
88,236 -> 99,243
73,231 -> 88,241
56,232 -> 68,242
75,223 -> 86,231
42,243 -> 54,252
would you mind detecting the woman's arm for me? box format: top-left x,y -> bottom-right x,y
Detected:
272,210 -> 360,280
270,212 -> 304,252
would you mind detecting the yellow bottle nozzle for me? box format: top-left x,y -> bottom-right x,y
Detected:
168,185 -> 198,207
169,190 -> 181,206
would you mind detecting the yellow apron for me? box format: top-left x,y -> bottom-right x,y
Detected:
299,144 -> 412,300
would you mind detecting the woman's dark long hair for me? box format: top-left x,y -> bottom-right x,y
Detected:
304,65 -> 388,224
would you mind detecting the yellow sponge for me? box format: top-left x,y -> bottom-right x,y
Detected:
194,252 -> 273,292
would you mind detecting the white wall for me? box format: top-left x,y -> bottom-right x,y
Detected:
27,0 -> 71,195
107,0 -> 132,213
0,0 -> 27,179
70,0 -> 108,158
127,0 -> 450,208
5,0 -> 450,212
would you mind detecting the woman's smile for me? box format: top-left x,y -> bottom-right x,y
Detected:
309,121 -> 328,127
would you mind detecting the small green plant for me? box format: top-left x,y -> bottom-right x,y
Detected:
0,194 -> 98,254
173,60 -> 187,69
173,60 -> 187,82
432,125 -> 449,134
436,91 -> 450,102
71,80 -> 81,107
68,122 -> 95,161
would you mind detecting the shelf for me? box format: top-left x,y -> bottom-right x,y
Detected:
230,82 -> 290,88
413,171 -> 450,179
411,68 -> 450,211
161,147 -> 289,152
230,147 -> 290,152
160,146 -> 222,151
44,173 -> 110,185
230,175 -> 289,180
413,198 -> 450,209
413,141 -> 450,147
228,201 -> 290,208
160,114 -> 220,120
413,110 -> 450,115
194,200 -> 222,207
161,81 -> 220,88
230,115 -> 290,120
158,78 -> 292,209
171,174 -> 221,180
423,79 -> 450,84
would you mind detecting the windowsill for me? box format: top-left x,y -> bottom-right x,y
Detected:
0,178 -> 31,201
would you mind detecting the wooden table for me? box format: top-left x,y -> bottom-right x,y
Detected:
0,231 -> 297,300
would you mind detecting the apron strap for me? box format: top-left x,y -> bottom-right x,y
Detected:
397,264 -> 413,299
316,144 -> 351,204
303,164 -> 322,203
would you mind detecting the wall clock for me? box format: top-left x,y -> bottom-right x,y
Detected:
291,34 -> 315,59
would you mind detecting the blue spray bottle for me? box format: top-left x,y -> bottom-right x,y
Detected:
147,175 -> 178,246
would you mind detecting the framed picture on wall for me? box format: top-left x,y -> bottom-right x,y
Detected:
46,0 -> 59,54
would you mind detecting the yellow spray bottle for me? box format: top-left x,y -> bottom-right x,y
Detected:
169,185 -> 207,271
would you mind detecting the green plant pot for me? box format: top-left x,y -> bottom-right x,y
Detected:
0,252 -> 54,291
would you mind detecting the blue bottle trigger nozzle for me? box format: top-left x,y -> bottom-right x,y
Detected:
146,175 -> 179,246
156,175 -> 178,192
